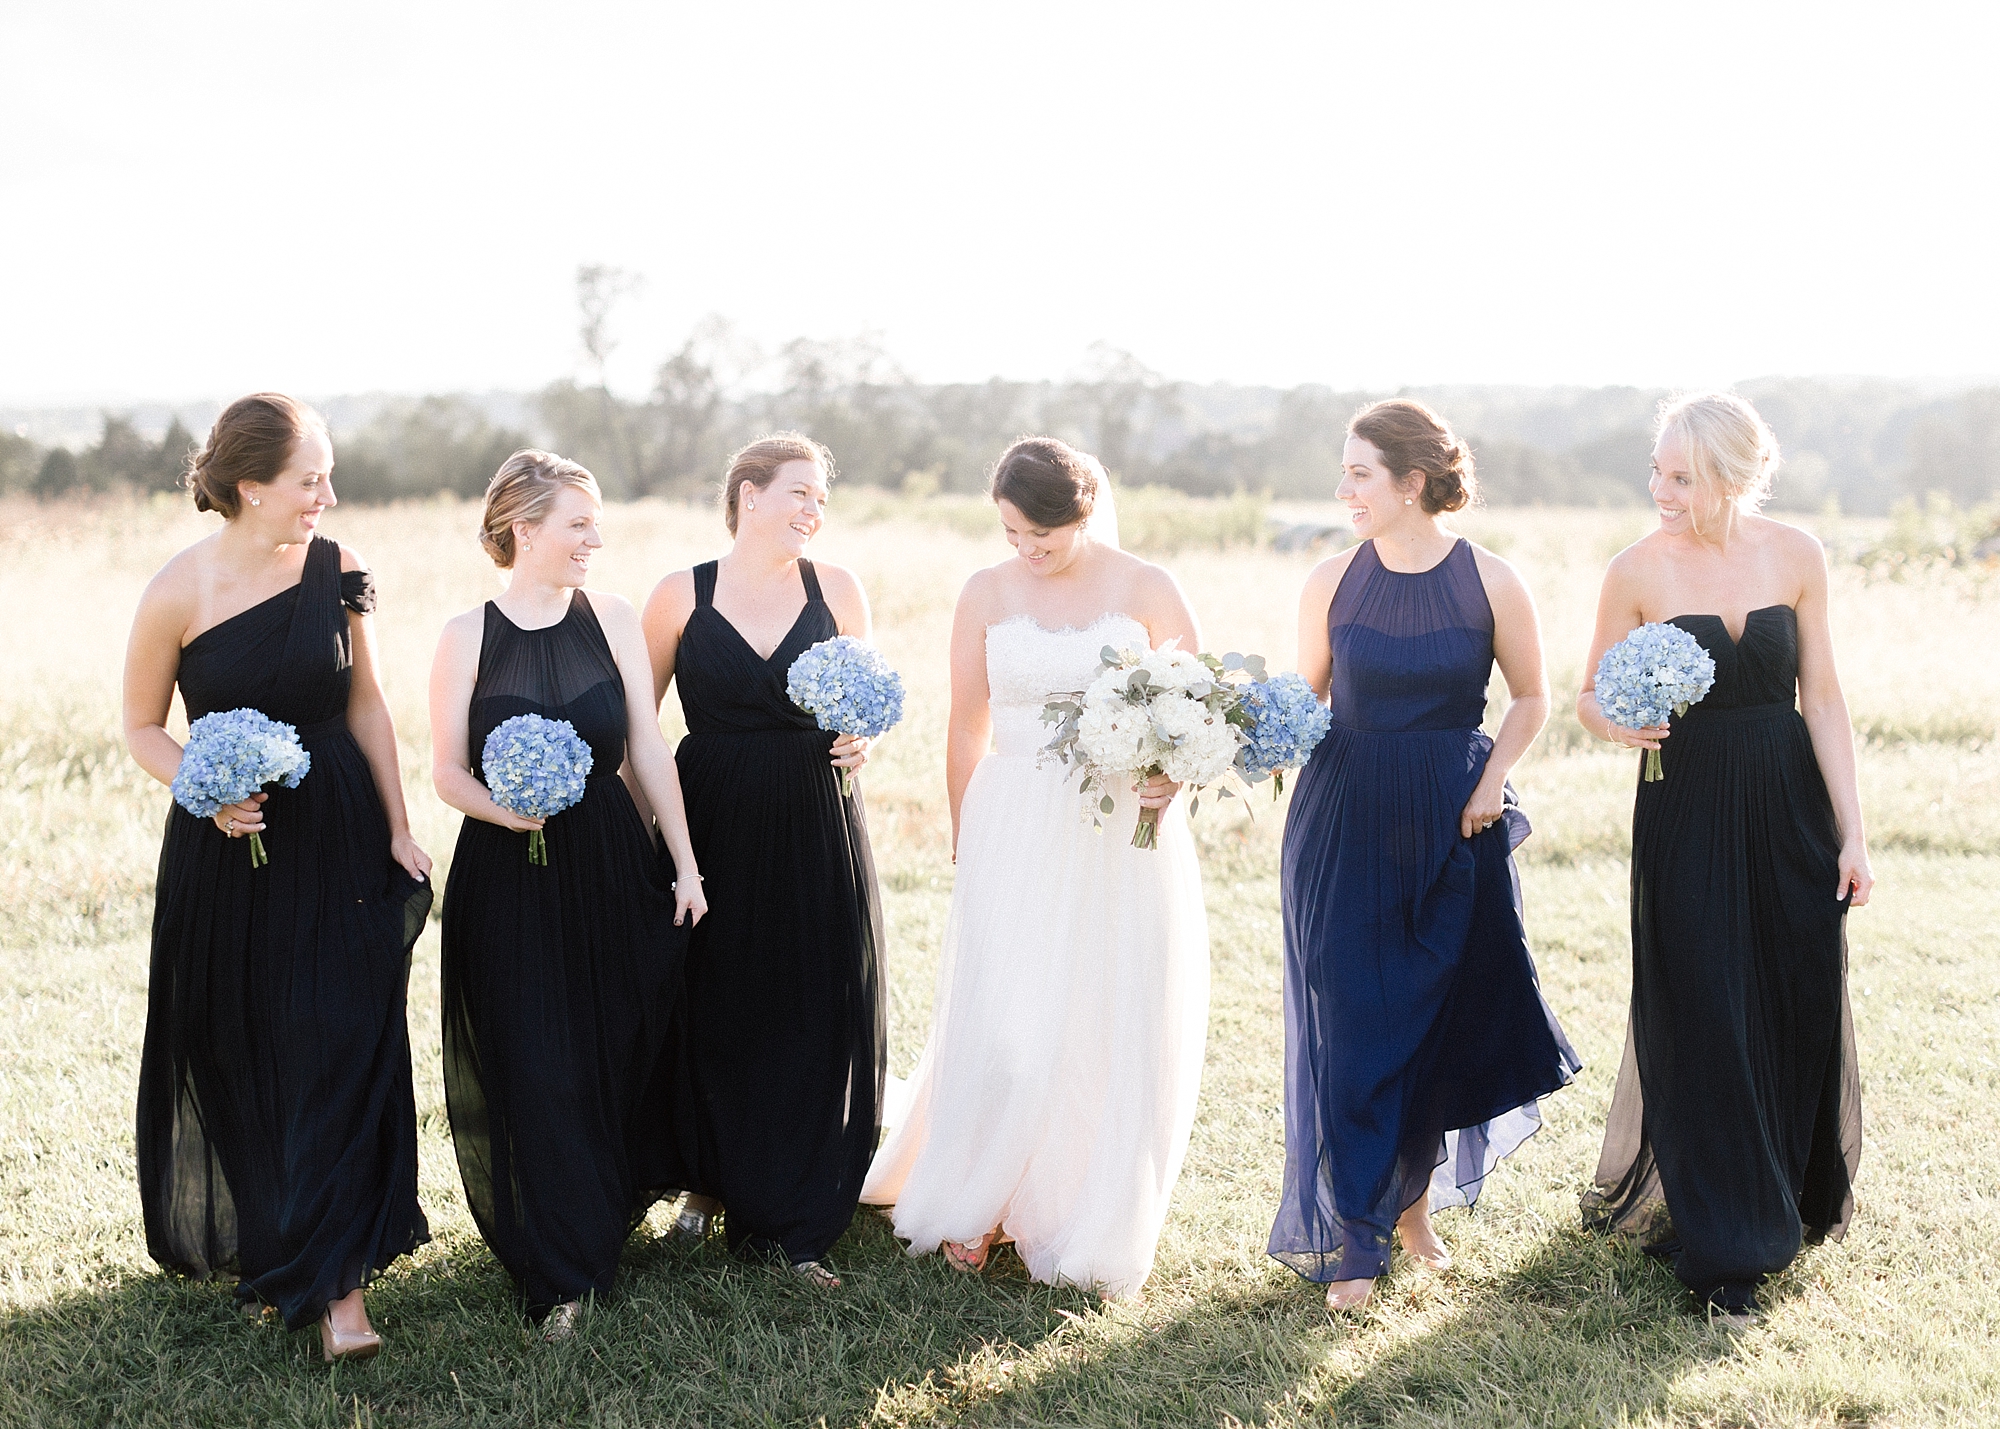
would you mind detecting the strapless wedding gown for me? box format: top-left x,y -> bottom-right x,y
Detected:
860,614 -> 1211,1298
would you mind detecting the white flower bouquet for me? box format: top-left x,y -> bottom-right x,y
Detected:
1039,642 -> 1254,849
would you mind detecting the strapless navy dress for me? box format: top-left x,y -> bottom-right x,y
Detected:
1585,605 -> 1861,1313
1269,538 -> 1580,1283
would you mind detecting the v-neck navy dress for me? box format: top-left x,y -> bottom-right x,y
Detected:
1585,604 -> 1861,1313
640,558 -> 886,1264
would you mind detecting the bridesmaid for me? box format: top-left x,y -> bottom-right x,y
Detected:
431,450 -> 706,1339
1270,398 -> 1580,1312
121,393 -> 432,1361
636,433 -> 885,1288
1579,392 -> 1868,1321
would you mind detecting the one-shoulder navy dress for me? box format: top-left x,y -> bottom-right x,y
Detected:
138,535 -> 432,1329
1269,538 -> 1580,1283
1585,605 -> 1861,1313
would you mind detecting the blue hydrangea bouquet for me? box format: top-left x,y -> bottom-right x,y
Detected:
1235,670 -> 1333,797
1594,623 -> 1717,782
171,708 -> 312,868
786,635 -> 906,795
481,714 -> 593,864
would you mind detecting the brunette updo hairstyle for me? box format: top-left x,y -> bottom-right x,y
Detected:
989,436 -> 1100,527
479,449 -> 601,568
1655,392 -> 1780,528
720,433 -> 835,535
184,392 -> 327,518
1347,398 -> 1477,514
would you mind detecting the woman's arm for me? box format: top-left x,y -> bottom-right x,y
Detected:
945,574 -> 994,857
1295,551 -> 1350,699
627,570 -> 697,831
598,594 -> 706,925
122,562 -> 267,836
342,549 -> 431,879
1575,551 -> 1669,752
817,562 -> 879,778
1792,532 -> 1873,906
1461,551 -> 1551,837
427,610 -> 544,833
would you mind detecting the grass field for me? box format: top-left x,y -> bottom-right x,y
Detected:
2,493 -> 1997,1428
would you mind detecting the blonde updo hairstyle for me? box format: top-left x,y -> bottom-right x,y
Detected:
479,449 -> 601,568
1655,392 -> 1780,531
1347,398 -> 1477,514
989,436 -> 1101,527
184,392 -> 327,518
720,433 -> 835,535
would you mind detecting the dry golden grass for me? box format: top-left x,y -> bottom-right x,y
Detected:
2,492 -> 1996,1426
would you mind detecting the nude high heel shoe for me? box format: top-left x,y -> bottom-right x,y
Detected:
318,1310 -> 382,1363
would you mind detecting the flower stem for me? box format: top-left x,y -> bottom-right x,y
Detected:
1130,806 -> 1160,850
1644,748 -> 1664,782
529,828 -> 547,865
248,832 -> 268,869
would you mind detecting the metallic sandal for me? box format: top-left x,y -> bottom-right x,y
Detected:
667,1203 -> 714,1243
541,1301 -> 582,1343
786,1259 -> 841,1289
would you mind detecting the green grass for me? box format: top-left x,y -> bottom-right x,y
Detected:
2,496 -> 1997,1426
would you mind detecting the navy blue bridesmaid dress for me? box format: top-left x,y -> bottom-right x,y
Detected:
1269,537 -> 1580,1283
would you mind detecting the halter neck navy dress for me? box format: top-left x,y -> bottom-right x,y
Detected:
640,559 -> 885,1266
440,590 -> 687,1319
1585,605 -> 1861,1313
1270,538 -> 1580,1283
138,535 -> 431,1330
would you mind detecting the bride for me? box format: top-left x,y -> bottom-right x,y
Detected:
860,436 -> 1211,1299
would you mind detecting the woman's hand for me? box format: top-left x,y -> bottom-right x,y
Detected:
674,871 -> 708,927
1136,772 -> 1181,810
1459,776 -> 1507,840
830,733 -> 872,772
390,832 -> 433,880
1604,722 -> 1670,752
1837,839 -> 1874,907
211,791 -> 267,837
490,809 -> 546,835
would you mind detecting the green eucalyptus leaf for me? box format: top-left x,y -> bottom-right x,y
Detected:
1099,794 -> 1116,814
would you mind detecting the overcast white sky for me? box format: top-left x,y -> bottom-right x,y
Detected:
3,1 -> 1996,403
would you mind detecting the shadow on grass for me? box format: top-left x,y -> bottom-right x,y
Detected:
0,1206 -> 1102,1428
919,1229 -> 1798,1428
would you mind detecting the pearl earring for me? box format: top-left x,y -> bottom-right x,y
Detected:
249,496 -> 260,506
1404,496 -> 1414,505
747,500 -> 755,511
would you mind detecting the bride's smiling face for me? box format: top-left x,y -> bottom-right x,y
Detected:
998,498 -> 1086,577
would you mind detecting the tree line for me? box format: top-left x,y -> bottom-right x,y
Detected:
7,272 -> 1997,514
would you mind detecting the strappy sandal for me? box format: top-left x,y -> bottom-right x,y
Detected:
941,1231 -> 996,1274
786,1259 -> 841,1289
667,1200 -> 716,1243
541,1301 -> 582,1343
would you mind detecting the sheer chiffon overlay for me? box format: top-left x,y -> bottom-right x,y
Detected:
861,613 -> 1211,1300
1585,605 -> 1861,1311
440,591 -> 688,1318
637,559 -> 885,1265
138,536 -> 432,1330
1270,539 -> 1580,1284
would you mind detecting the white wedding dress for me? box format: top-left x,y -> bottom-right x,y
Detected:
860,613 -> 1211,1298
